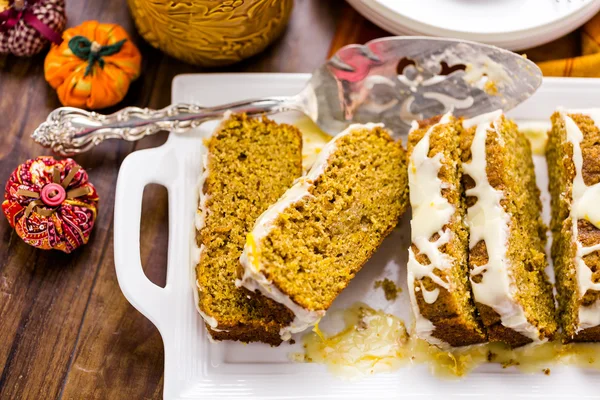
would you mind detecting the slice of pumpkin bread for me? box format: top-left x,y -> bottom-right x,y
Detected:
194,113 -> 302,345
461,110 -> 557,347
407,113 -> 487,347
237,123 -> 409,340
547,109 -> 600,342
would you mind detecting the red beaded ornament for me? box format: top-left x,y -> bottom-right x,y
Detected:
2,156 -> 99,253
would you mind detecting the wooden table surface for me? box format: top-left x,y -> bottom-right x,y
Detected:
2,1 -> 585,398
0,1 -> 358,399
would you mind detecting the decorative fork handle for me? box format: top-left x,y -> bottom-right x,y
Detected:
32,96 -> 303,156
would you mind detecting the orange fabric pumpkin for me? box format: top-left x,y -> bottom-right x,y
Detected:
44,20 -> 142,110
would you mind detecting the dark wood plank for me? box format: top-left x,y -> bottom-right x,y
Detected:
0,0 -> 590,398
58,54 -> 180,400
0,1 -> 181,399
0,47 -> 122,400
0,1 -> 340,399
225,0 -> 341,73
327,2 -> 389,58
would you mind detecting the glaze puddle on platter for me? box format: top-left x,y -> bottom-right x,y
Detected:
294,116 -> 332,171
519,120 -> 551,155
291,303 -> 480,380
292,303 -> 600,380
290,304 -> 410,379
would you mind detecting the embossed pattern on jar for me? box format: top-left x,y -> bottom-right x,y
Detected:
127,0 -> 294,67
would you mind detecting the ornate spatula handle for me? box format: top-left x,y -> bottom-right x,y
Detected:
33,38 -> 543,156
32,97 -> 297,156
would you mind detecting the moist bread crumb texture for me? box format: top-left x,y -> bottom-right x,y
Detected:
195,114 -> 302,345
248,125 -> 409,313
407,114 -> 487,347
547,110 -> 600,342
461,112 -> 557,347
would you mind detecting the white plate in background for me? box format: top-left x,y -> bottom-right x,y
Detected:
114,74 -> 600,399
346,0 -> 600,50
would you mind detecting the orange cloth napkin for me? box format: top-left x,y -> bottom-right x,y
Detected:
329,5 -> 600,78
536,12 -> 600,76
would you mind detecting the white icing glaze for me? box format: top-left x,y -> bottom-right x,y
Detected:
419,282 -> 440,304
237,254 -> 325,341
237,123 -> 382,340
192,114 -> 232,332
306,122 -> 383,180
560,110 -> 600,330
406,112 -> 454,347
463,55 -> 512,90
192,143 -> 222,330
237,178 -> 324,340
463,110 -> 543,343
241,178 -> 314,256
194,152 -> 210,232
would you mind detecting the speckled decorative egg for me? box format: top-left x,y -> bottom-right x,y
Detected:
127,0 -> 294,67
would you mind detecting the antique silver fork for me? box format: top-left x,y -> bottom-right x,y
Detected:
32,36 -> 541,156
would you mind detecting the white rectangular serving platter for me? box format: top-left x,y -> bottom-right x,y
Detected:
114,74 -> 600,400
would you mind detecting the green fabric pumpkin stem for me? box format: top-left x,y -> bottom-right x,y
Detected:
68,36 -> 127,77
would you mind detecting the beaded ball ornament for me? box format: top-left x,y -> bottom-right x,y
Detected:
0,0 -> 66,57
2,156 -> 99,253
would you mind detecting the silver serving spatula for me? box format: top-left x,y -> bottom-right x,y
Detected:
32,36 -> 541,156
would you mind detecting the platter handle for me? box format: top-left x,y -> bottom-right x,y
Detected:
114,146 -> 174,332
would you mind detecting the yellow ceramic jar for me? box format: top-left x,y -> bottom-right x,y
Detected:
127,0 -> 294,67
